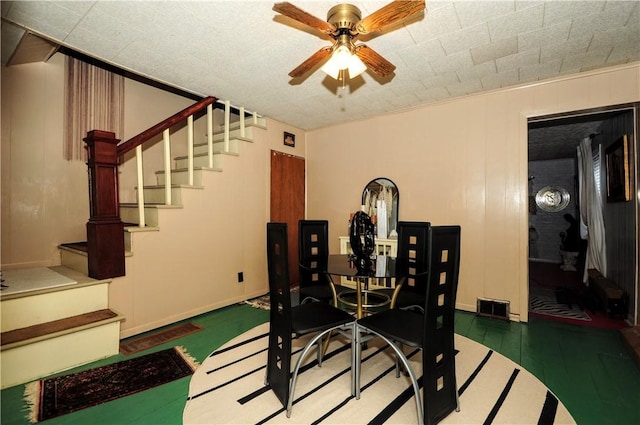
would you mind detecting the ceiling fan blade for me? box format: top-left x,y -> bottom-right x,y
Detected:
355,0 -> 426,34
273,2 -> 336,34
288,47 -> 333,78
355,45 -> 396,77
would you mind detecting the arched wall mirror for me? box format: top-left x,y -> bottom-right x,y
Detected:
361,178 -> 399,239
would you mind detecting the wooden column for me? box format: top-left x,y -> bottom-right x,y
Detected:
84,130 -> 125,279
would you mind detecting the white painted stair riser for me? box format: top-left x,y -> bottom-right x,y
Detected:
174,152 -> 237,169
1,322 -> 121,389
155,168 -> 209,186
135,186 -> 186,205
1,282 -> 110,332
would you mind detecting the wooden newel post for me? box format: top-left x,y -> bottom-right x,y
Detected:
84,130 -> 125,279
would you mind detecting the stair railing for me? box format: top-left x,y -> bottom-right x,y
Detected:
84,96 -> 263,279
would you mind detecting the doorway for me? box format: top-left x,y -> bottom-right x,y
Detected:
527,105 -> 638,328
270,150 -> 305,286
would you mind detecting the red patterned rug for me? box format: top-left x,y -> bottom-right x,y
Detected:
26,346 -> 197,422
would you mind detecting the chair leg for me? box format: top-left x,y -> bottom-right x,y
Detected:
317,337 -> 324,366
321,330 -> 333,358
287,325 -> 346,418
393,342 -> 411,377
354,323 -> 362,400
349,322 -> 357,397
395,343 -> 402,378
301,296 -> 319,304
366,329 -> 424,425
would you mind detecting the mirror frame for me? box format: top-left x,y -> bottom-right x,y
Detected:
361,177 -> 399,238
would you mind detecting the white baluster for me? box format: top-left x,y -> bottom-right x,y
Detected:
252,111 -> 258,125
163,129 -> 172,205
239,106 -> 245,138
136,145 -> 146,227
207,103 -> 213,168
224,100 -> 230,152
188,114 -> 194,185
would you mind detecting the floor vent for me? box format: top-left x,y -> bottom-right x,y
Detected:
476,298 -> 510,321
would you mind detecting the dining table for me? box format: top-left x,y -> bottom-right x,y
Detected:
324,254 -> 408,318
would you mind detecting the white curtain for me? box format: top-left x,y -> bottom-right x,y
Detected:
577,137 -> 607,282
63,56 -> 124,161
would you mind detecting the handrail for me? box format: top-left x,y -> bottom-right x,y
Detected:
84,95 -> 265,279
117,96 -> 217,157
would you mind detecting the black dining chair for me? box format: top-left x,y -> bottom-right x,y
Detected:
265,222 -> 357,418
384,221 -> 432,312
355,225 -> 461,425
298,219 -> 347,306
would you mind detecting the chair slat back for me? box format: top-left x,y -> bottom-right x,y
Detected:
423,225 -> 461,425
396,221 -> 432,294
298,220 -> 330,289
266,222 -> 293,406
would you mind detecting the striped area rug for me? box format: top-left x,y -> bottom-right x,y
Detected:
529,287 -> 591,321
183,323 -> 575,424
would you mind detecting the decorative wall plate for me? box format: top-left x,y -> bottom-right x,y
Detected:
535,186 -> 570,212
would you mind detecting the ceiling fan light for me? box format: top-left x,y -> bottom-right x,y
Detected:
348,54 -> 367,78
321,58 -> 341,79
332,45 -> 352,70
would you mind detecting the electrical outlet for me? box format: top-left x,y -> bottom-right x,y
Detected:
238,272 -> 244,283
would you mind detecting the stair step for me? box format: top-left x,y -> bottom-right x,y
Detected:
215,119 -> 267,132
59,243 -> 133,275
206,133 -> 254,144
119,203 -> 183,227
137,184 -> 203,204
175,151 -> 239,169
155,166 -> 221,186
177,150 -> 223,169
1,308 -> 124,388
1,274 -> 113,332
59,241 -> 88,253
1,309 -> 120,349
193,138 -> 253,156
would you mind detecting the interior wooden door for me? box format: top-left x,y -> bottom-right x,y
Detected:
270,150 -> 305,285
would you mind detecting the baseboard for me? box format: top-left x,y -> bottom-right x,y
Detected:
118,289 -> 268,339
528,258 -> 561,264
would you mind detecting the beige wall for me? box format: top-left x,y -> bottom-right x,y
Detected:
306,63 -> 640,322
108,112 -> 306,336
108,113 -> 305,336
1,55 -> 197,268
1,54 -> 307,336
118,79 -> 196,204
3,52 -> 637,334
1,55 -> 88,268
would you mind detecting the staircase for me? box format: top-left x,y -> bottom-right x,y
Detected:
123,122 -> 264,219
0,99 -> 267,389
0,266 -> 124,389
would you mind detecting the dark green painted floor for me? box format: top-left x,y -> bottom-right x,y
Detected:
2,304 -> 638,425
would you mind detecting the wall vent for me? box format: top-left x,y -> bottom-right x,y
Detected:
476,298 -> 510,321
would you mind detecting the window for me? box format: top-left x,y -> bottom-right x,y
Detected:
63,56 -> 124,161
593,143 -> 602,204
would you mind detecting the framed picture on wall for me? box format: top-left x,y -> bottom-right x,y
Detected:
284,132 -> 295,147
605,134 -> 630,202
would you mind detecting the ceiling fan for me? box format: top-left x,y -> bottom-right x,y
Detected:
273,1 -> 426,80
